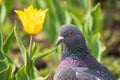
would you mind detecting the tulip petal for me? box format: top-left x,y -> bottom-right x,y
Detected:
15,5 -> 48,34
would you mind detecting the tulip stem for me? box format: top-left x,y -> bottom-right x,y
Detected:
29,35 -> 33,79
29,35 -> 33,61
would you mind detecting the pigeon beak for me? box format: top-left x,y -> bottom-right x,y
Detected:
56,36 -> 64,46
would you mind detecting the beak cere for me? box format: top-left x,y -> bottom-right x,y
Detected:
56,36 -> 64,46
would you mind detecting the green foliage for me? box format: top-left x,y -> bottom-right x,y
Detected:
0,3 -> 6,26
34,0 -> 106,62
3,29 -> 14,54
32,47 -> 57,64
15,65 -> 29,80
0,30 -> 15,80
0,24 -> 57,80
91,33 -> 106,61
0,0 -> 14,26
72,3 -> 105,62
14,27 -> 27,64
14,26 -> 57,80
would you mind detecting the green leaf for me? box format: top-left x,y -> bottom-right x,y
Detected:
0,3 -> 6,26
4,0 -> 14,16
33,75 -> 49,80
0,65 -> 11,80
91,3 -> 103,33
3,29 -> 14,54
33,67 -> 49,80
0,33 -> 2,49
32,42 -> 37,57
71,13 -> 83,33
0,56 -> 14,80
0,33 -> 6,61
91,3 -> 101,21
32,47 -> 57,63
25,51 -> 31,77
32,67 -> 43,78
50,0 -> 65,25
83,12 -> 93,34
56,44 -> 63,60
82,0 -> 89,12
45,13 -> 58,43
0,0 -> 13,25
34,0 -> 47,9
6,65 -> 14,80
5,54 -> 13,64
65,11 -> 72,24
0,60 -> 8,72
14,26 -> 27,63
91,33 -> 106,62
0,50 -> 6,61
5,55 -> 15,79
15,65 -> 29,80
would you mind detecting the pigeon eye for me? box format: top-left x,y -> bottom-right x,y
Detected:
69,31 -> 74,36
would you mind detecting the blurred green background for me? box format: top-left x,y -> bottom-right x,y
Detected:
0,0 -> 120,80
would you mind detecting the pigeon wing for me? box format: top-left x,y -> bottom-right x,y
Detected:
54,67 -> 102,80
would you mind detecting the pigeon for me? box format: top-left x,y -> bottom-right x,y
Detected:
54,24 -> 115,80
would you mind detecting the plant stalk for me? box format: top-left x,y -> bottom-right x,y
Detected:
29,35 -> 33,80
29,35 -> 33,62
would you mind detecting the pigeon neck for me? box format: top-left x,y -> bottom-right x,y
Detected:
62,41 -> 89,59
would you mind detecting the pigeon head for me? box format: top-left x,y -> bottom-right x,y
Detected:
57,24 -> 85,47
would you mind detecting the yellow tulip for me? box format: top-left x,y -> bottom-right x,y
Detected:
15,5 -> 48,34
